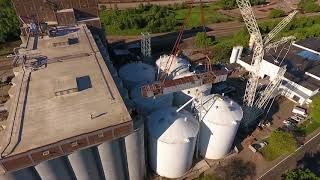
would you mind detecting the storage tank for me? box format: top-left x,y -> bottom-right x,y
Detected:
156,55 -> 190,79
196,94 -> 243,159
173,72 -> 212,110
130,85 -> 173,115
147,107 -> 199,178
119,62 -> 155,90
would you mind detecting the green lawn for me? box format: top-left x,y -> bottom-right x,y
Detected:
105,26 -> 148,36
296,118 -> 320,136
175,2 -> 233,28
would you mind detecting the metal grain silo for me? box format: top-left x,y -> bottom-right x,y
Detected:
130,85 -> 173,115
196,95 -> 243,159
156,55 -> 190,79
147,107 -> 199,179
119,62 -> 155,90
173,72 -> 212,110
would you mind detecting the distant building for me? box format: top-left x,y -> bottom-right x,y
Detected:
230,38 -> 320,105
12,0 -> 101,34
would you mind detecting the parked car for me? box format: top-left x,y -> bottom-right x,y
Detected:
212,83 -> 236,95
249,141 -> 268,153
283,119 -> 296,127
291,114 -> 305,122
292,106 -> 308,117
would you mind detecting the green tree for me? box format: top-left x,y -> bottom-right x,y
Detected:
262,130 -> 297,161
284,169 -> 320,180
268,9 -> 286,18
0,0 -> 20,43
195,32 -> 213,48
298,0 -> 320,13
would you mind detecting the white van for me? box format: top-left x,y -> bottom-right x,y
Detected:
292,106 -> 307,117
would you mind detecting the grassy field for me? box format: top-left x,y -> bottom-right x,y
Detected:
103,2 -> 233,35
175,2 -> 233,28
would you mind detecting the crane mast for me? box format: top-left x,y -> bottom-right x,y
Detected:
236,0 -> 297,129
236,0 -> 264,108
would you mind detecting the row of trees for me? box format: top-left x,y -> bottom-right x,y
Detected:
0,0 -> 20,43
100,4 -> 179,34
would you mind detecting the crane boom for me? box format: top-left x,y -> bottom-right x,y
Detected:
263,10 -> 298,45
265,36 -> 296,53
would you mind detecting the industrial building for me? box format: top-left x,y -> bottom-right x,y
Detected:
230,38 -> 320,105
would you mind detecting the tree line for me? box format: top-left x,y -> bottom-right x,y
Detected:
0,0 -> 20,43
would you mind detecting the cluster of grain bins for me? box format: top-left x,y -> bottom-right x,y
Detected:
115,54 -> 243,179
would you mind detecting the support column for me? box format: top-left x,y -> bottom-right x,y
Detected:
35,157 -> 74,180
124,123 -> 145,180
68,148 -> 102,180
98,140 -> 126,180
0,167 -> 40,180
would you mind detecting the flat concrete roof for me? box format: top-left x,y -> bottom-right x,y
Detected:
0,24 -> 131,163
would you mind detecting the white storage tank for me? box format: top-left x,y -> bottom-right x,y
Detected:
173,72 -> 212,110
196,94 -> 243,159
130,85 -> 173,115
119,62 -> 155,90
156,55 -> 190,79
147,107 -> 199,179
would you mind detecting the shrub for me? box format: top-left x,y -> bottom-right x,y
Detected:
284,169 -> 319,180
298,0 -> 320,13
195,32 -> 213,48
268,9 -> 286,18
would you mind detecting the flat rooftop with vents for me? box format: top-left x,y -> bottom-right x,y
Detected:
0,24 -> 132,173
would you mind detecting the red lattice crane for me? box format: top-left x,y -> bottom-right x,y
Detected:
141,0 -> 217,98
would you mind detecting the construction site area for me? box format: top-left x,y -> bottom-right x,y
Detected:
0,0 -> 319,180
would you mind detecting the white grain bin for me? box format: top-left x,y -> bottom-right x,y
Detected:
156,55 -> 190,79
173,72 -> 212,110
119,62 -> 155,90
230,46 -> 243,64
196,94 -> 243,159
147,107 -> 199,178
130,85 -> 173,115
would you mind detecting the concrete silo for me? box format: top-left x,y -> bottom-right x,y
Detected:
147,107 -> 199,178
196,95 -> 243,159
123,117 -> 145,180
119,62 -> 155,90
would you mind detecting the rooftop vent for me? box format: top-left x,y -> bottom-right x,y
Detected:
54,76 -> 78,96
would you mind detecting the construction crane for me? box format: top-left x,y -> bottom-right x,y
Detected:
141,0 -> 216,98
236,0 -> 297,128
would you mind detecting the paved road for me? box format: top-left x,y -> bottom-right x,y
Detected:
257,130 -> 320,180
